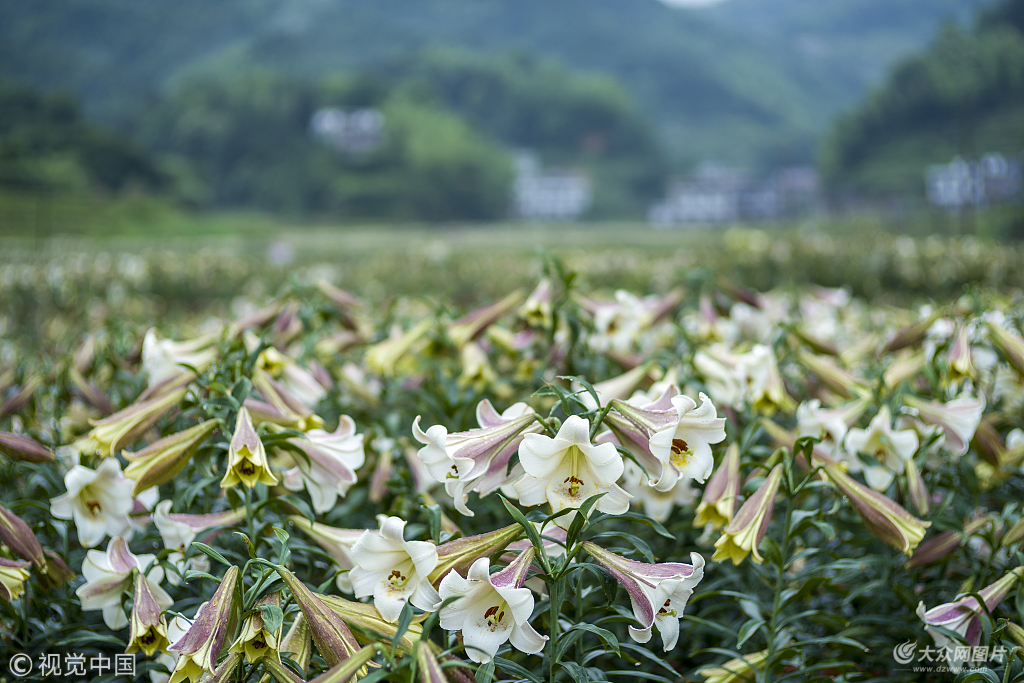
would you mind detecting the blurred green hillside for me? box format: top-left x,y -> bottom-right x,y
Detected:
0,0 -> 992,169
821,0 -> 1024,196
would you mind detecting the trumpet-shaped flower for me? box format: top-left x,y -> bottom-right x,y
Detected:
229,592 -> 283,663
221,406 -> 277,489
902,394 -> 984,457
698,650 -> 769,683
438,548 -> 547,663
712,464 -> 784,565
154,502 -> 245,585
0,505 -> 46,570
582,542 -> 705,651
82,381 -> 189,458
76,537 -> 172,630
514,415 -> 630,523
844,406 -> 919,491
621,460 -> 696,523
413,400 -> 541,516
349,516 -> 441,623
256,346 -> 326,409
0,431 -> 55,463
124,420 -> 221,496
0,558 -> 31,602
281,416 -> 365,513
647,394 -> 727,491
365,319 -> 432,377
127,569 -> 171,657
693,443 -> 741,530
50,458 -> 135,547
795,396 -> 870,461
288,517 -> 364,592
917,567 -> 1024,667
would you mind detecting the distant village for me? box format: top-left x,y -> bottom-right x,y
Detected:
310,106 -> 1022,224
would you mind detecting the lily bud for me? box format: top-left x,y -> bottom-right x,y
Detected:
168,565 -> 241,683
579,361 -> 657,410
0,375 -> 41,417
905,531 -> 960,570
697,649 -> 769,683
365,319 -> 432,377
1006,621 -> 1024,648
712,464 -> 784,565
0,505 -> 46,570
288,517 -> 362,570
1002,518 -> 1024,549
694,443 -> 741,530
319,595 -> 424,652
201,652 -> 243,683
415,639 -> 450,683
0,557 -> 31,602
904,459 -> 930,517
305,645 -> 379,683
277,568 -> 361,667
819,461 -> 930,554
883,350 -> 927,389
0,431 -> 55,463
368,438 -> 393,503
792,325 -> 839,356
229,592 -> 282,663
252,372 -> 324,432
68,367 -> 115,415
985,320 -> 1024,377
520,278 -> 553,328
262,658 -> 304,683
279,613 -> 312,674
796,350 -> 868,399
127,569 -> 171,657
124,420 -> 221,496
221,407 -> 277,489
85,386 -> 188,458
38,549 -> 75,590
428,523 -> 523,584
448,291 -> 524,348
884,310 -> 943,353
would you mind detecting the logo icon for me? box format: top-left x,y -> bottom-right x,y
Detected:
893,640 -> 918,665
7,653 -> 33,677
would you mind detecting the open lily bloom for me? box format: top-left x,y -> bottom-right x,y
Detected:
256,345 -> 327,409
282,416 -> 365,513
583,542 -> 704,651
902,394 -> 984,456
77,537 -> 172,630
349,516 -> 441,623
514,414 -> 630,524
50,458 -> 135,547
621,460 -> 696,523
844,406 -> 919,491
142,329 -> 218,388
154,502 -> 245,585
412,400 -> 541,516
917,567 -> 1023,668
438,549 -> 547,664
796,397 -> 870,460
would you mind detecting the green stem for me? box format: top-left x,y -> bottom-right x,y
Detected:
764,493 -> 794,683
547,576 -> 565,683
588,404 -> 612,440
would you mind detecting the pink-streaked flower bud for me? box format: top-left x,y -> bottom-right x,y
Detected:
316,281 -> 364,330
0,431 -> 55,463
985,319 -> 1024,377
0,505 -> 46,570
68,367 -> 115,415
428,523 -> 523,584
124,420 -> 221,496
883,350 -> 927,389
277,568 -> 362,666
905,530 -> 963,570
448,291 -> 524,348
319,595 -> 425,652
0,557 -> 31,602
0,375 -> 41,417
1002,518 -> 1024,549
819,461 -> 930,554
1006,621 -> 1024,648
697,649 -> 769,683
884,311 -> 943,353
792,325 -> 839,356
252,371 -> 324,432
39,549 -> 75,590
582,542 -> 704,651
712,464 -> 784,565
904,459 -> 930,517
279,613 -> 312,675
127,569 -> 171,657
578,362 -> 658,410
169,565 -> 241,683
693,443 -> 741,530
201,652 -> 243,683
415,639 -> 451,683
85,385 -> 188,458
368,437 -> 393,503
228,300 -> 283,338
796,350 -> 869,399
365,319 -> 432,377
903,394 -> 984,457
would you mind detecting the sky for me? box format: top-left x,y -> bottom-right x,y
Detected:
658,0 -> 729,6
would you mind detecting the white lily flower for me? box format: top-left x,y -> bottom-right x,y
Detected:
349,516 -> 441,623
621,460 -> 696,523
514,415 -> 631,523
844,406 -> 919,491
153,502 -> 245,586
412,400 -> 541,516
902,394 -> 985,456
142,329 -> 218,388
282,416 -> 365,513
647,394 -> 727,491
796,396 -> 871,460
50,458 -> 134,547
256,345 -> 327,409
438,549 -> 547,664
76,537 -> 172,630
583,542 -> 704,651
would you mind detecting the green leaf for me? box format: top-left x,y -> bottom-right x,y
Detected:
475,660 -> 495,683
557,375 -> 601,409
566,622 -> 621,658
736,617 -> 764,648
191,541 -> 232,568
560,661 -> 591,683
565,492 -> 606,549
425,504 -> 442,544
500,495 -> 547,566
258,604 -> 284,636
494,657 -> 543,683
231,377 -> 252,406
391,601 -> 415,652
954,669 -> 1000,683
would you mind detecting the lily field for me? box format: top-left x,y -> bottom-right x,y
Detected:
2,223 -> 1024,683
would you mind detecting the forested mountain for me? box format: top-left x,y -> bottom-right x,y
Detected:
820,0 -> 1024,195
0,0 -> 991,168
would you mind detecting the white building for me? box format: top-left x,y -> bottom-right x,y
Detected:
512,151 -> 592,220
310,107 -> 385,155
926,154 -> 1022,209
